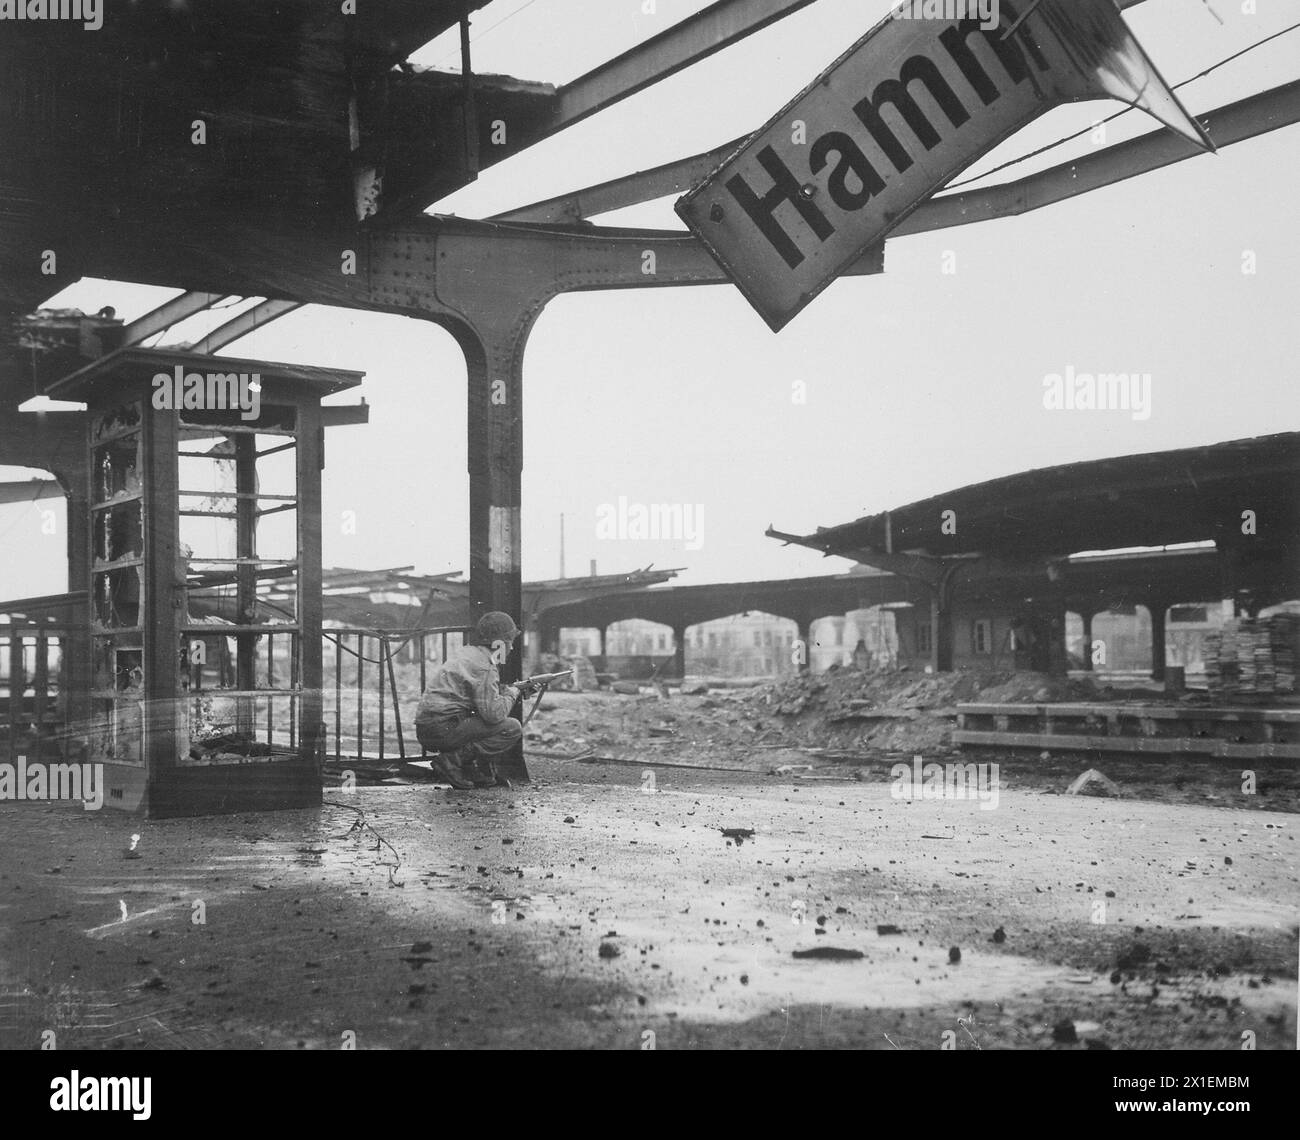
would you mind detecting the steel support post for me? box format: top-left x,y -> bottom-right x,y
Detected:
931,567 -> 961,673
1044,571 -> 1069,678
452,302 -> 548,784
296,401 -> 325,772
62,482 -> 92,740
671,623 -> 688,680
1046,608 -> 1069,677
1147,598 -> 1169,683
796,618 -> 812,674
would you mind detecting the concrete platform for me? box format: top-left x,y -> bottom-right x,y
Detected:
0,757 -> 1295,1049
955,703 -> 1300,761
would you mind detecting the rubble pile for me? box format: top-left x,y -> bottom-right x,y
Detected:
528,666 -> 1111,766
735,666 -> 1101,756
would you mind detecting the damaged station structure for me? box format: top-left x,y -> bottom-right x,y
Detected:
2,0 -> 1299,821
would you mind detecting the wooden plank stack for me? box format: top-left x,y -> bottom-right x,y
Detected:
1205,614 -> 1300,697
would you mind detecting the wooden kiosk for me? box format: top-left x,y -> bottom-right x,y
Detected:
49,347 -> 363,817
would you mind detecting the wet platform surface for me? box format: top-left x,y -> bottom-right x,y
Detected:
1,758 -> 1295,1049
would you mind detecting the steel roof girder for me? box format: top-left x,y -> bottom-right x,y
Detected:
122,291 -> 227,346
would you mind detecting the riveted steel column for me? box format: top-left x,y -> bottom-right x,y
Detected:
454,303 -> 547,784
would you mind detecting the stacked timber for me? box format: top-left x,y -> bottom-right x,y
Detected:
1204,615 -> 1300,696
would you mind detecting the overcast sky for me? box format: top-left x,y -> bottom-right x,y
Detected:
4,0 -> 1297,601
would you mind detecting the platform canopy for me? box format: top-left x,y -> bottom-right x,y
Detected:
48,345 -> 364,403
771,433 -> 1300,568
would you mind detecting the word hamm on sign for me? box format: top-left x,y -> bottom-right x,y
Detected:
677,0 -> 1212,331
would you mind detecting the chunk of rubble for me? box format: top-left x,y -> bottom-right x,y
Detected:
1066,768 -> 1121,797
792,947 -> 863,961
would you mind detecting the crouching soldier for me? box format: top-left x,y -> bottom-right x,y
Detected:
415,611 -> 526,789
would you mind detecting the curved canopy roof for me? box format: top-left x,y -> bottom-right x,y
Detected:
771,433 -> 1300,564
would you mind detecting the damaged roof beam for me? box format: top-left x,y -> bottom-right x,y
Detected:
190,298 -> 303,355
553,0 -> 818,133
122,291 -> 226,346
495,136 -> 746,223
494,5 -> 1178,223
898,80 -> 1300,238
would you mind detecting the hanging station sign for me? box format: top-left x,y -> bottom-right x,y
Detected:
676,0 -> 1213,331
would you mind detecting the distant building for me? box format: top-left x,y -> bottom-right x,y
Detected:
560,614 -> 800,678
560,606 -> 902,679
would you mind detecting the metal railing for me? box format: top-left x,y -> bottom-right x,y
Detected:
322,625 -> 470,763
1,625 -> 70,763
1,593 -> 469,767
0,593 -> 83,763
185,624 -> 472,762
